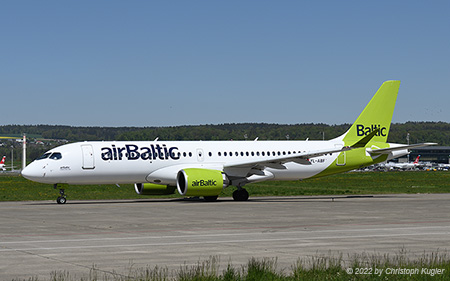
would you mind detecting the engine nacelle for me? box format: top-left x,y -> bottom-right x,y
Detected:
177,168 -> 229,196
134,183 -> 176,195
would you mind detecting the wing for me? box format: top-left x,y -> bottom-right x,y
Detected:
224,145 -> 353,170
224,128 -> 384,170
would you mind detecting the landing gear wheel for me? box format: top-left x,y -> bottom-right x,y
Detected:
232,188 -> 249,201
56,187 -> 67,204
56,196 -> 66,204
203,196 -> 219,202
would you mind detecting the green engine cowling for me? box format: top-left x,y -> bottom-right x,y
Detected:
177,168 -> 229,196
134,183 -> 176,195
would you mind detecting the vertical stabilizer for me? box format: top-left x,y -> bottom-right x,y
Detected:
342,80 -> 400,145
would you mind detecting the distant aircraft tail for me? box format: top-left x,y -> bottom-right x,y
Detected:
341,80 -> 400,146
0,156 -> 5,165
413,155 -> 420,164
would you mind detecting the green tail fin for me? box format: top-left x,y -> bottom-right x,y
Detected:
342,80 -> 400,145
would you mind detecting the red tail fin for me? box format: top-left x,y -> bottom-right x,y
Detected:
0,156 -> 5,164
413,155 -> 420,164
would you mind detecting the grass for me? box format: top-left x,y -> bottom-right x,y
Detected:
1,171 -> 450,202
240,171 -> 450,197
12,250 -> 450,280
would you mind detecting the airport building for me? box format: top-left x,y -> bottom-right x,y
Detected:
407,146 -> 450,164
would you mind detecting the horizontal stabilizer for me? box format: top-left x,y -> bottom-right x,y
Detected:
367,143 -> 437,155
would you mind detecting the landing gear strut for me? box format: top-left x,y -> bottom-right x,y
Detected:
232,188 -> 249,201
54,184 -> 67,204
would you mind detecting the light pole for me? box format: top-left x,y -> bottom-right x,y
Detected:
10,145 -> 13,172
406,133 -> 410,161
22,134 -> 26,170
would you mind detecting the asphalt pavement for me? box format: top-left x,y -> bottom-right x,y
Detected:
1,194 -> 450,280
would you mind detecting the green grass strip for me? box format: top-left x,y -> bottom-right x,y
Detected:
1,171 -> 450,202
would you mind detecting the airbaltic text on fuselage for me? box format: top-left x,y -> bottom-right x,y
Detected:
356,124 -> 387,137
101,144 -> 180,161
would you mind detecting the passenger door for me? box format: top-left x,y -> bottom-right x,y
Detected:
81,144 -> 95,169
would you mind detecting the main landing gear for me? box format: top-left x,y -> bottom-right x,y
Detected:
54,184 -> 67,204
232,187 -> 249,201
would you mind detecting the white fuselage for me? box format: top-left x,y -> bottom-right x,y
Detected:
22,139 -> 347,186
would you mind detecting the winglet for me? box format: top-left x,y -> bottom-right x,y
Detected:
350,128 -> 380,148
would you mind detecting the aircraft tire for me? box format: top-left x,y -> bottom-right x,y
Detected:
57,196 -> 67,204
232,189 -> 249,201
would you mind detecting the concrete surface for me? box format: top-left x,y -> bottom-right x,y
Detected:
1,194 -> 450,280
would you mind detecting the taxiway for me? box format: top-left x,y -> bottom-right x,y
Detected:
1,194 -> 449,279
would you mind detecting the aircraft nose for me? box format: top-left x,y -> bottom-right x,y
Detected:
21,162 -> 45,182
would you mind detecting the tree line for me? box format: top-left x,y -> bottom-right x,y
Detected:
0,122 -> 449,144
1,122 -> 448,165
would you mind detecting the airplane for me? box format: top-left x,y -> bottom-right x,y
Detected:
22,80 -> 436,204
382,155 -> 422,170
438,163 -> 450,171
0,156 -> 5,171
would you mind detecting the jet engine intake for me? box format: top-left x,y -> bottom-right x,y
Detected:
177,168 -> 229,196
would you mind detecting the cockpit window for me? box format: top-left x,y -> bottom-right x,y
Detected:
36,152 -> 62,161
37,153 -> 51,160
49,152 -> 62,160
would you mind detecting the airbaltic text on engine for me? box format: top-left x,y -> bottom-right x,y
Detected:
356,124 -> 387,137
101,144 -> 180,161
192,180 -> 217,187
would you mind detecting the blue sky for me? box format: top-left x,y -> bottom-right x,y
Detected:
2,1 -> 449,127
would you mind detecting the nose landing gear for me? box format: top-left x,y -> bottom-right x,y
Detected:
54,184 -> 67,204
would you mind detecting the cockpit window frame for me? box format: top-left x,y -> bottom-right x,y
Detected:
36,152 -> 62,161
49,152 -> 62,160
36,153 -> 51,160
